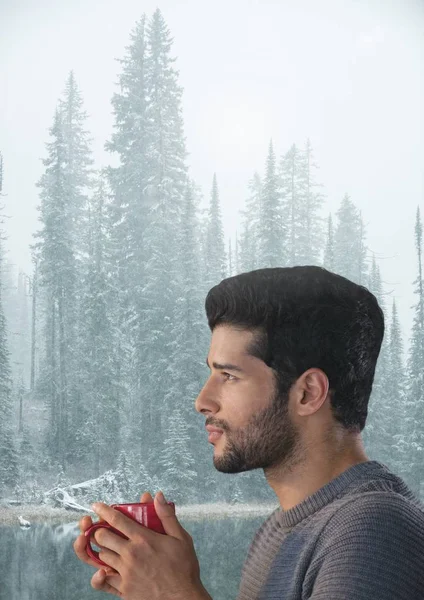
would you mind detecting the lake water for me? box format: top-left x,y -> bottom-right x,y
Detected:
0,508 -> 275,599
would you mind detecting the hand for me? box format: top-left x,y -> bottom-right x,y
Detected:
73,491 -> 210,600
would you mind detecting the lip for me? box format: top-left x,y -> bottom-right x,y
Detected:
205,425 -> 224,434
208,431 -> 223,443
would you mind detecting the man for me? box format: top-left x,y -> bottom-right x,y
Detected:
74,266 -> 424,599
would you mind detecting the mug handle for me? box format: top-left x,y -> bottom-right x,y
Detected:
84,521 -> 128,567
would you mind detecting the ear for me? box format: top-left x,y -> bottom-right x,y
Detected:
296,369 -> 329,415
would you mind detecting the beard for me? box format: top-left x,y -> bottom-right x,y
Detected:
212,383 -> 305,475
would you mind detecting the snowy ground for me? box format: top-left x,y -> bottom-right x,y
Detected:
0,505 -> 82,525
0,502 -> 279,526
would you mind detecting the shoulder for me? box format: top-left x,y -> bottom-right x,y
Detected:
307,494 -> 424,599
316,490 -> 424,552
330,491 -> 424,530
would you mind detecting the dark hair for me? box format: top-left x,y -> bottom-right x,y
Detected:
205,266 -> 384,433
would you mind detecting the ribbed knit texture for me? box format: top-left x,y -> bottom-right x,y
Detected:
236,460 -> 424,599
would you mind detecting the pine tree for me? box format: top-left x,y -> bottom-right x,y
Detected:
238,172 -> 262,273
404,207 -> 424,495
323,214 -> 335,270
387,299 -> 409,477
132,8 -> 189,470
257,140 -> 284,267
116,451 -> 135,502
234,231 -> 240,274
59,71 -> 94,467
204,173 -> 226,290
333,194 -> 368,284
103,10 -> 190,479
362,255 -> 392,460
16,271 -> 31,386
19,425 -> 34,480
157,405 -> 197,504
79,171 -> 121,475
279,143 -> 301,267
295,139 -> 324,266
0,213 -> 19,492
279,140 -> 324,267
162,181 -> 210,502
33,72 -> 93,471
105,14 -> 149,430
228,238 -> 233,276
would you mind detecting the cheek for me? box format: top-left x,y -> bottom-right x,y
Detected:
227,384 -> 262,416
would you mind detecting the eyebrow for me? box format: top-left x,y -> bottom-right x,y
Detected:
206,358 -> 245,373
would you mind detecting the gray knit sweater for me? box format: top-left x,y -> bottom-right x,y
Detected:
236,460 -> 424,599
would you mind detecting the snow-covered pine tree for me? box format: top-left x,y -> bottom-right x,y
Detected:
29,259 -> 38,392
19,424 -> 34,481
238,172 -> 262,273
387,299 -> 409,479
357,210 -> 368,286
79,171 -> 121,476
323,214 -> 335,270
333,194 -> 369,285
404,206 -> 424,496
0,210 -> 19,493
204,173 -> 227,291
295,139 -> 325,266
2,269 -> 31,391
33,72 -> 93,471
234,230 -> 240,275
105,15 -> 149,436
362,255 -> 392,460
33,108 -> 72,469
279,143 -> 301,267
59,71 -> 94,467
132,461 -> 154,502
115,451 -> 135,502
257,140 -> 284,268
16,271 -> 31,386
157,405 -> 197,504
133,9 -> 189,471
228,238 -> 233,277
162,181 -> 210,503
104,10 -> 191,479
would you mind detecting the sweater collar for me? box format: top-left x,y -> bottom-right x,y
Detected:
275,460 -> 387,529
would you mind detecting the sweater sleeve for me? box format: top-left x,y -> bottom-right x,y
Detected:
306,493 -> 424,600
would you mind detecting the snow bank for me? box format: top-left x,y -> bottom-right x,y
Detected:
0,501 -> 279,525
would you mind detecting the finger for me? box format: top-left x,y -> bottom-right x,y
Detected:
140,491 -> 154,502
98,547 -> 121,572
94,528 -> 127,558
92,503 -> 151,540
74,532 -> 112,571
79,516 -> 93,534
91,569 -> 123,597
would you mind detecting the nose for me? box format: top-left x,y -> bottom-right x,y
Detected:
195,377 -> 219,416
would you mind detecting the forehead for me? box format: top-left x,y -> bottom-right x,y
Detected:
208,325 -> 274,382
209,325 -> 257,357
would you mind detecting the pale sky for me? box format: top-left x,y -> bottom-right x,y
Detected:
1,0 -> 423,350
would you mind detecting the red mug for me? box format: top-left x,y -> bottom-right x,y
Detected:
84,501 -> 175,567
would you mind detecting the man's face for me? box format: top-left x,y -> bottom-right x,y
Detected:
195,324 -> 303,474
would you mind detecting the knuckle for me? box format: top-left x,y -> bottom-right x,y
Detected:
73,537 -> 84,555
184,531 -> 194,544
94,529 -> 105,544
134,532 -> 146,545
109,512 -> 119,528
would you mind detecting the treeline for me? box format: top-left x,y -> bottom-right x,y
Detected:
0,8 -> 423,504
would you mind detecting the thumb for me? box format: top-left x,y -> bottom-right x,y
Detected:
154,491 -> 183,539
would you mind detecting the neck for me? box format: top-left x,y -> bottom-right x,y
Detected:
264,432 -> 370,511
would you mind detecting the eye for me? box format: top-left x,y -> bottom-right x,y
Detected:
222,372 -> 237,381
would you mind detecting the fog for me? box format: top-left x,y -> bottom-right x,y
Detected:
1,2 -> 423,598
2,0 -> 423,342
